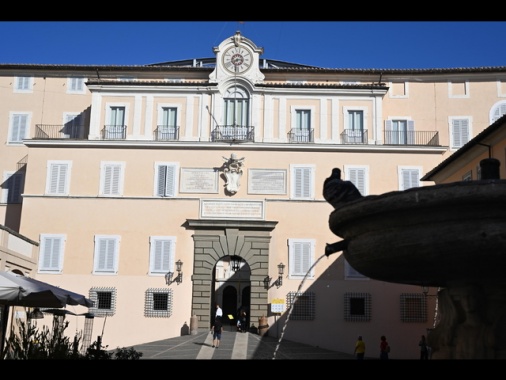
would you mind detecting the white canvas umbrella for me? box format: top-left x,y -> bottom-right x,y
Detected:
0,271 -> 93,308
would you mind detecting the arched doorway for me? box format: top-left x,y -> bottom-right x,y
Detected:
214,256 -> 251,330
187,220 -> 277,331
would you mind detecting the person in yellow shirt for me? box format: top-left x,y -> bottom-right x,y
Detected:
354,336 -> 366,360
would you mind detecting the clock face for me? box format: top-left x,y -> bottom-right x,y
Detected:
223,46 -> 253,74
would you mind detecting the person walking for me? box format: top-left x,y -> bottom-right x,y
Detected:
419,334 -> 429,360
354,336 -> 366,360
380,335 -> 390,360
215,303 -> 223,321
210,317 -> 223,348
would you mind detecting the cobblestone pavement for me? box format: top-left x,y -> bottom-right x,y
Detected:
129,329 -> 356,360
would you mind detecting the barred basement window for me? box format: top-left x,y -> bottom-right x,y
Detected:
286,291 -> 315,320
344,292 -> 371,322
400,293 -> 427,322
89,287 -> 116,317
145,288 -> 173,318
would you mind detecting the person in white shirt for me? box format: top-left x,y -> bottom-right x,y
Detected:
215,303 -> 223,321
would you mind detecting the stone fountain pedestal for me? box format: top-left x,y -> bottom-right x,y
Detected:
324,167 -> 506,359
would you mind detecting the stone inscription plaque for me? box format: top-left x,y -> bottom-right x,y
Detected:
180,169 -> 218,193
248,169 -> 287,194
200,199 -> 264,220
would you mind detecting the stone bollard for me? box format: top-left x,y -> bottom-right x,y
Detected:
190,315 -> 198,335
258,316 -> 269,337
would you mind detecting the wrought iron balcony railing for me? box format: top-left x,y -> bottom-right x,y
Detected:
287,129 -> 314,143
102,125 -> 127,140
35,124 -> 87,139
383,131 -> 440,146
154,125 -> 180,141
211,125 -> 254,142
341,129 -> 368,144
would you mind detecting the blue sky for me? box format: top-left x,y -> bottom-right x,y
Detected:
1,21 -> 505,69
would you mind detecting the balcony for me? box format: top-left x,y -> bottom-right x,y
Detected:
287,129 -> 314,143
383,130 -> 440,146
102,125 -> 127,140
35,124 -> 87,140
341,129 -> 368,144
211,125 -> 254,142
154,125 -> 179,141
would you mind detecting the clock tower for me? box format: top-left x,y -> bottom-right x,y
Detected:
209,31 -> 265,84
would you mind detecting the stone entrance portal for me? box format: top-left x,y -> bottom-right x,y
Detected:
186,219 -> 277,331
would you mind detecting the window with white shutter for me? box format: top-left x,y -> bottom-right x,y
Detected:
14,76 -> 33,92
398,167 -> 421,190
288,238 -> 315,279
46,161 -> 71,195
490,101 -> 506,124
9,113 -> 29,143
450,118 -> 470,149
67,77 -> 85,93
344,166 -> 368,196
93,235 -> 120,274
2,171 -> 24,204
290,165 -> 314,199
100,162 -> 124,196
38,234 -> 65,273
155,163 -> 178,197
149,236 -> 176,275
385,119 -> 415,145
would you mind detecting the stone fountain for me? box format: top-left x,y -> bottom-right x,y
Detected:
324,161 -> 506,359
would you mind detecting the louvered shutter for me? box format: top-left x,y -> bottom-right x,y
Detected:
348,168 -> 365,195
97,238 -> 116,271
294,167 -> 311,198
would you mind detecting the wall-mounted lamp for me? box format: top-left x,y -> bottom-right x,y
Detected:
231,256 -> 241,272
421,285 -> 437,297
265,262 -> 285,289
165,259 -> 183,285
276,262 -> 285,287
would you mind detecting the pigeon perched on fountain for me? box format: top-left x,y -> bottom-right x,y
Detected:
323,168 -> 363,209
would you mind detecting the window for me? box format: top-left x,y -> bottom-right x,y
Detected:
149,236 -> 176,275
105,106 -> 126,139
100,162 -> 124,196
448,81 -> 469,98
145,288 -> 173,317
345,109 -> 365,143
14,76 -> 33,92
344,166 -> 368,196
294,109 -> 311,142
290,165 -> 314,199
89,287 -> 116,317
155,162 -> 178,197
462,171 -> 472,181
223,86 -> 249,127
93,235 -> 120,274
344,260 -> 368,280
286,291 -> 315,320
388,82 -> 408,98
288,238 -> 314,279
2,171 -> 24,204
46,161 -> 71,195
38,234 -> 65,273
67,77 -> 85,94
63,113 -> 83,138
398,167 -> 421,191
8,113 -> 30,143
344,292 -> 371,322
157,107 -> 178,140
490,101 -> 506,123
400,293 -> 427,322
385,119 -> 415,145
450,118 -> 471,149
